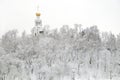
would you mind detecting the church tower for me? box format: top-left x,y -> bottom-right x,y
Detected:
32,6 -> 44,36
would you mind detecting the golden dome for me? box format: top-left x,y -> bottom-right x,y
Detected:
36,12 -> 41,16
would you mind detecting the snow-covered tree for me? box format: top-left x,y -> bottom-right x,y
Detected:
0,25 -> 120,80
1,30 -> 18,53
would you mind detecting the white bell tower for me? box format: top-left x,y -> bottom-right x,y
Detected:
31,6 -> 44,36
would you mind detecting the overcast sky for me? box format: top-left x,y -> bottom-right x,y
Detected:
0,0 -> 120,36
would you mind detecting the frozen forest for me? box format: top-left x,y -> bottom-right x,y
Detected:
0,25 -> 120,80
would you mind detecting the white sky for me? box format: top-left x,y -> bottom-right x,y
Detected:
0,0 -> 120,36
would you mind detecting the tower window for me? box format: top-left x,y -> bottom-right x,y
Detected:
39,31 -> 44,33
35,33 -> 36,36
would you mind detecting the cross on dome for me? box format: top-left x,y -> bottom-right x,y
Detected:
36,5 -> 41,16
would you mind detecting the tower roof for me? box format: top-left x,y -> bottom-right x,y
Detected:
36,5 -> 41,16
36,12 -> 41,16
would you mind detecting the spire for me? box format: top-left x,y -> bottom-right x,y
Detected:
36,5 -> 41,16
37,5 -> 39,12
